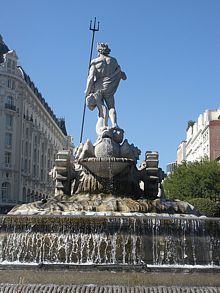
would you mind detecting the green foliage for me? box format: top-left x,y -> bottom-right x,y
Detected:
187,120 -> 195,130
188,198 -> 220,217
164,159 -> 220,202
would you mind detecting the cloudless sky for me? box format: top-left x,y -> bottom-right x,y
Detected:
1,1 -> 220,170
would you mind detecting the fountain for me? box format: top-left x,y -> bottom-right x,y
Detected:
0,43 -> 219,291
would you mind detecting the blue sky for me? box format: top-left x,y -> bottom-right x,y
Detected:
1,1 -> 220,170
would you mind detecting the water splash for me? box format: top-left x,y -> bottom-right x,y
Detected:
0,215 -> 219,266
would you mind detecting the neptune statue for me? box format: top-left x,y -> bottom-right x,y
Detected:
85,43 -> 127,137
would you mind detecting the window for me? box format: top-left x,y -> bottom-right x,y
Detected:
33,165 -> 36,177
5,133 -> 12,147
34,149 -> 37,162
7,79 -> 11,88
12,61 -> 15,70
31,190 -> 34,200
7,96 -> 14,106
5,152 -> 11,165
12,80 -> 15,89
7,59 -> 11,69
5,114 -> 13,128
40,169 -> 43,181
22,187 -> 26,202
27,188 -> 31,202
7,79 -> 15,90
24,159 -> 28,172
25,142 -> 28,154
5,96 -> 16,111
1,182 -> 10,202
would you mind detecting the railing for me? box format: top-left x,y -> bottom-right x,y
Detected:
23,114 -> 33,122
4,163 -> 12,169
5,103 -> 16,111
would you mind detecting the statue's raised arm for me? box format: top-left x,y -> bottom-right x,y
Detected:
85,43 -> 127,137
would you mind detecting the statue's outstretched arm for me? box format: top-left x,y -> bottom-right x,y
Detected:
85,64 -> 96,96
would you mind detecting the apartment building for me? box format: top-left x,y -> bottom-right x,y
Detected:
0,35 -> 72,211
177,109 -> 220,164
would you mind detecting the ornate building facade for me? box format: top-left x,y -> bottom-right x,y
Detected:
177,109 -> 220,164
0,35 -> 72,211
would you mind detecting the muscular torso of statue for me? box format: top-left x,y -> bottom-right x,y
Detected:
92,55 -> 119,80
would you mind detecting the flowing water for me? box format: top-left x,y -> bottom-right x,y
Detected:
0,215 -> 219,266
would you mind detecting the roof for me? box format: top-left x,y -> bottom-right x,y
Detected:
0,34 -> 9,63
19,66 -> 68,136
0,34 -> 67,136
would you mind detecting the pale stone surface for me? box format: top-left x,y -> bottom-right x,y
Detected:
121,139 -> 141,162
0,41 -> 73,205
49,150 -> 73,196
9,194 -> 198,215
1,285 -> 219,293
30,148 -> 166,203
94,138 -> 120,157
7,43 -> 185,216
79,157 -> 134,178
74,139 -> 95,160
177,109 -> 220,164
85,43 -> 126,137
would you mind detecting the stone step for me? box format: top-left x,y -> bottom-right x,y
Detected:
0,284 -> 219,293
55,174 -> 67,181
55,158 -> 68,167
145,160 -> 159,168
145,168 -> 159,175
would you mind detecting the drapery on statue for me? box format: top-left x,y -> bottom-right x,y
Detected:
85,43 -> 127,137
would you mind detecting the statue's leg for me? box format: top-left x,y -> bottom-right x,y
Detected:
96,117 -> 105,136
109,108 -> 118,128
105,95 -> 118,128
95,92 -> 109,136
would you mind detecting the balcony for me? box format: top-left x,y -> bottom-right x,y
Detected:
5,103 -> 16,111
4,163 -> 12,169
23,114 -> 33,122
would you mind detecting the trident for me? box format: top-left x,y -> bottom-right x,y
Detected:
79,17 -> 100,144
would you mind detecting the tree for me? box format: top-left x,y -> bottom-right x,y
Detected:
186,120 -> 195,131
163,159 -> 220,202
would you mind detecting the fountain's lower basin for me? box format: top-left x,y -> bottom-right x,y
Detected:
0,214 -> 219,267
0,267 -> 220,289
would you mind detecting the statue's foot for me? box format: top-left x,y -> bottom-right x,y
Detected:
101,128 -> 113,139
100,126 -> 108,132
112,123 -> 118,129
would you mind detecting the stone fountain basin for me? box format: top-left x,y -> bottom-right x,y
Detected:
0,214 -> 219,267
78,157 -> 134,178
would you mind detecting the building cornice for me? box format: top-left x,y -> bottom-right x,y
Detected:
0,68 -> 67,138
